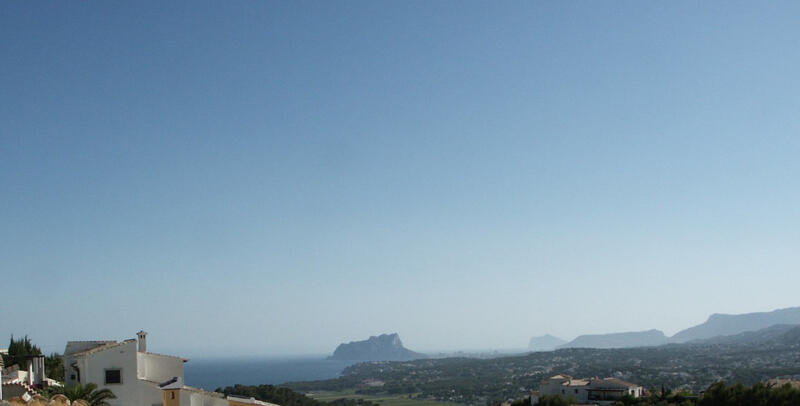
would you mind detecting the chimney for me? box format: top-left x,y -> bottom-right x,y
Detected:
137,331 -> 148,353
28,359 -> 34,385
31,355 -> 46,385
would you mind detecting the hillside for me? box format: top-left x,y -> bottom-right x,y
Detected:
672,306 -> 800,342
287,332 -> 800,406
559,329 -> 669,349
218,384 -> 379,406
689,324 -> 800,346
527,335 -> 566,352
329,333 -> 425,362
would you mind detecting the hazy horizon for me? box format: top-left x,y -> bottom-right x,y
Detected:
4,303 -> 797,358
3,1 -> 800,358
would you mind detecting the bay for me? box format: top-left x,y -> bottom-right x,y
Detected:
184,356 -> 357,391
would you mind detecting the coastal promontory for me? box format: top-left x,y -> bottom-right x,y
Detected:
329,333 -> 425,361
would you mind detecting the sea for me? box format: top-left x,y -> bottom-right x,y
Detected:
184,356 -> 359,391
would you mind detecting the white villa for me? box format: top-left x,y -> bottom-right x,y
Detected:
535,374 -> 643,405
62,331 -> 226,406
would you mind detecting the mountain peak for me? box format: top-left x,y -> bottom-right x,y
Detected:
528,334 -> 567,351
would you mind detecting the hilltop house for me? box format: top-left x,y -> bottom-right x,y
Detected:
535,374 -> 642,405
63,331 -> 227,406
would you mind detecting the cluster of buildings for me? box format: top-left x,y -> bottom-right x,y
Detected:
1,350 -> 59,401
2,332 -> 278,406
531,374 -> 643,406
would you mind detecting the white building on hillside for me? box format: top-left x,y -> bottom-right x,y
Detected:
159,377 -> 228,406
226,395 -> 281,406
62,331 -> 190,406
536,374 -> 643,405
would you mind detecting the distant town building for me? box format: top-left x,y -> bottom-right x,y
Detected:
767,378 -> 800,389
535,374 -> 642,405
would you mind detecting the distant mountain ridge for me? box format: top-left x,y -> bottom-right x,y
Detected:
558,329 -> 669,349
672,306 -> 800,342
329,333 -> 425,361
528,335 -> 566,351
688,324 -> 800,346
529,306 -> 800,351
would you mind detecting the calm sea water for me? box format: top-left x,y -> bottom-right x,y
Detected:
184,357 -> 358,391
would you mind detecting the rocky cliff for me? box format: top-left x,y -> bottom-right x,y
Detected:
329,333 -> 425,361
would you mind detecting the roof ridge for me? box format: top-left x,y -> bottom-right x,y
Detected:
144,351 -> 189,362
70,340 -> 134,356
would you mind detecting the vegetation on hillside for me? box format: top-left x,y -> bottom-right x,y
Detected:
45,353 -> 65,381
284,337 -> 800,405
696,381 -> 800,406
3,335 -> 42,366
46,383 -> 117,406
3,335 -> 64,382
533,395 -> 577,406
217,384 -> 380,406
513,381 -> 800,406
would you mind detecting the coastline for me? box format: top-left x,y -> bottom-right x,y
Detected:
184,356 -> 358,390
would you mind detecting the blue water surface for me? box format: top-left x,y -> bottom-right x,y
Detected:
184,356 -> 358,391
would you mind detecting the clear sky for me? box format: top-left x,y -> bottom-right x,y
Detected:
2,1 -> 799,358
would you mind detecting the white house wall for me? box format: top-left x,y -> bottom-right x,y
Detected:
79,341 -> 139,406
64,341 -> 164,406
63,355 -> 84,387
539,380 -> 567,397
181,392 -> 227,406
137,353 -> 184,384
136,381 -> 165,406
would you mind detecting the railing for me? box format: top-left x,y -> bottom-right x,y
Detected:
587,390 -> 625,401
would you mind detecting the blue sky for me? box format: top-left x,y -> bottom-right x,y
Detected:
2,1 -> 799,357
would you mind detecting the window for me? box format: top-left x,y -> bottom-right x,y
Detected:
105,369 -> 122,384
575,389 -> 578,394
171,392 -> 175,399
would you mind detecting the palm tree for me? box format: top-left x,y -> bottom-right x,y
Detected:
52,383 -> 117,406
